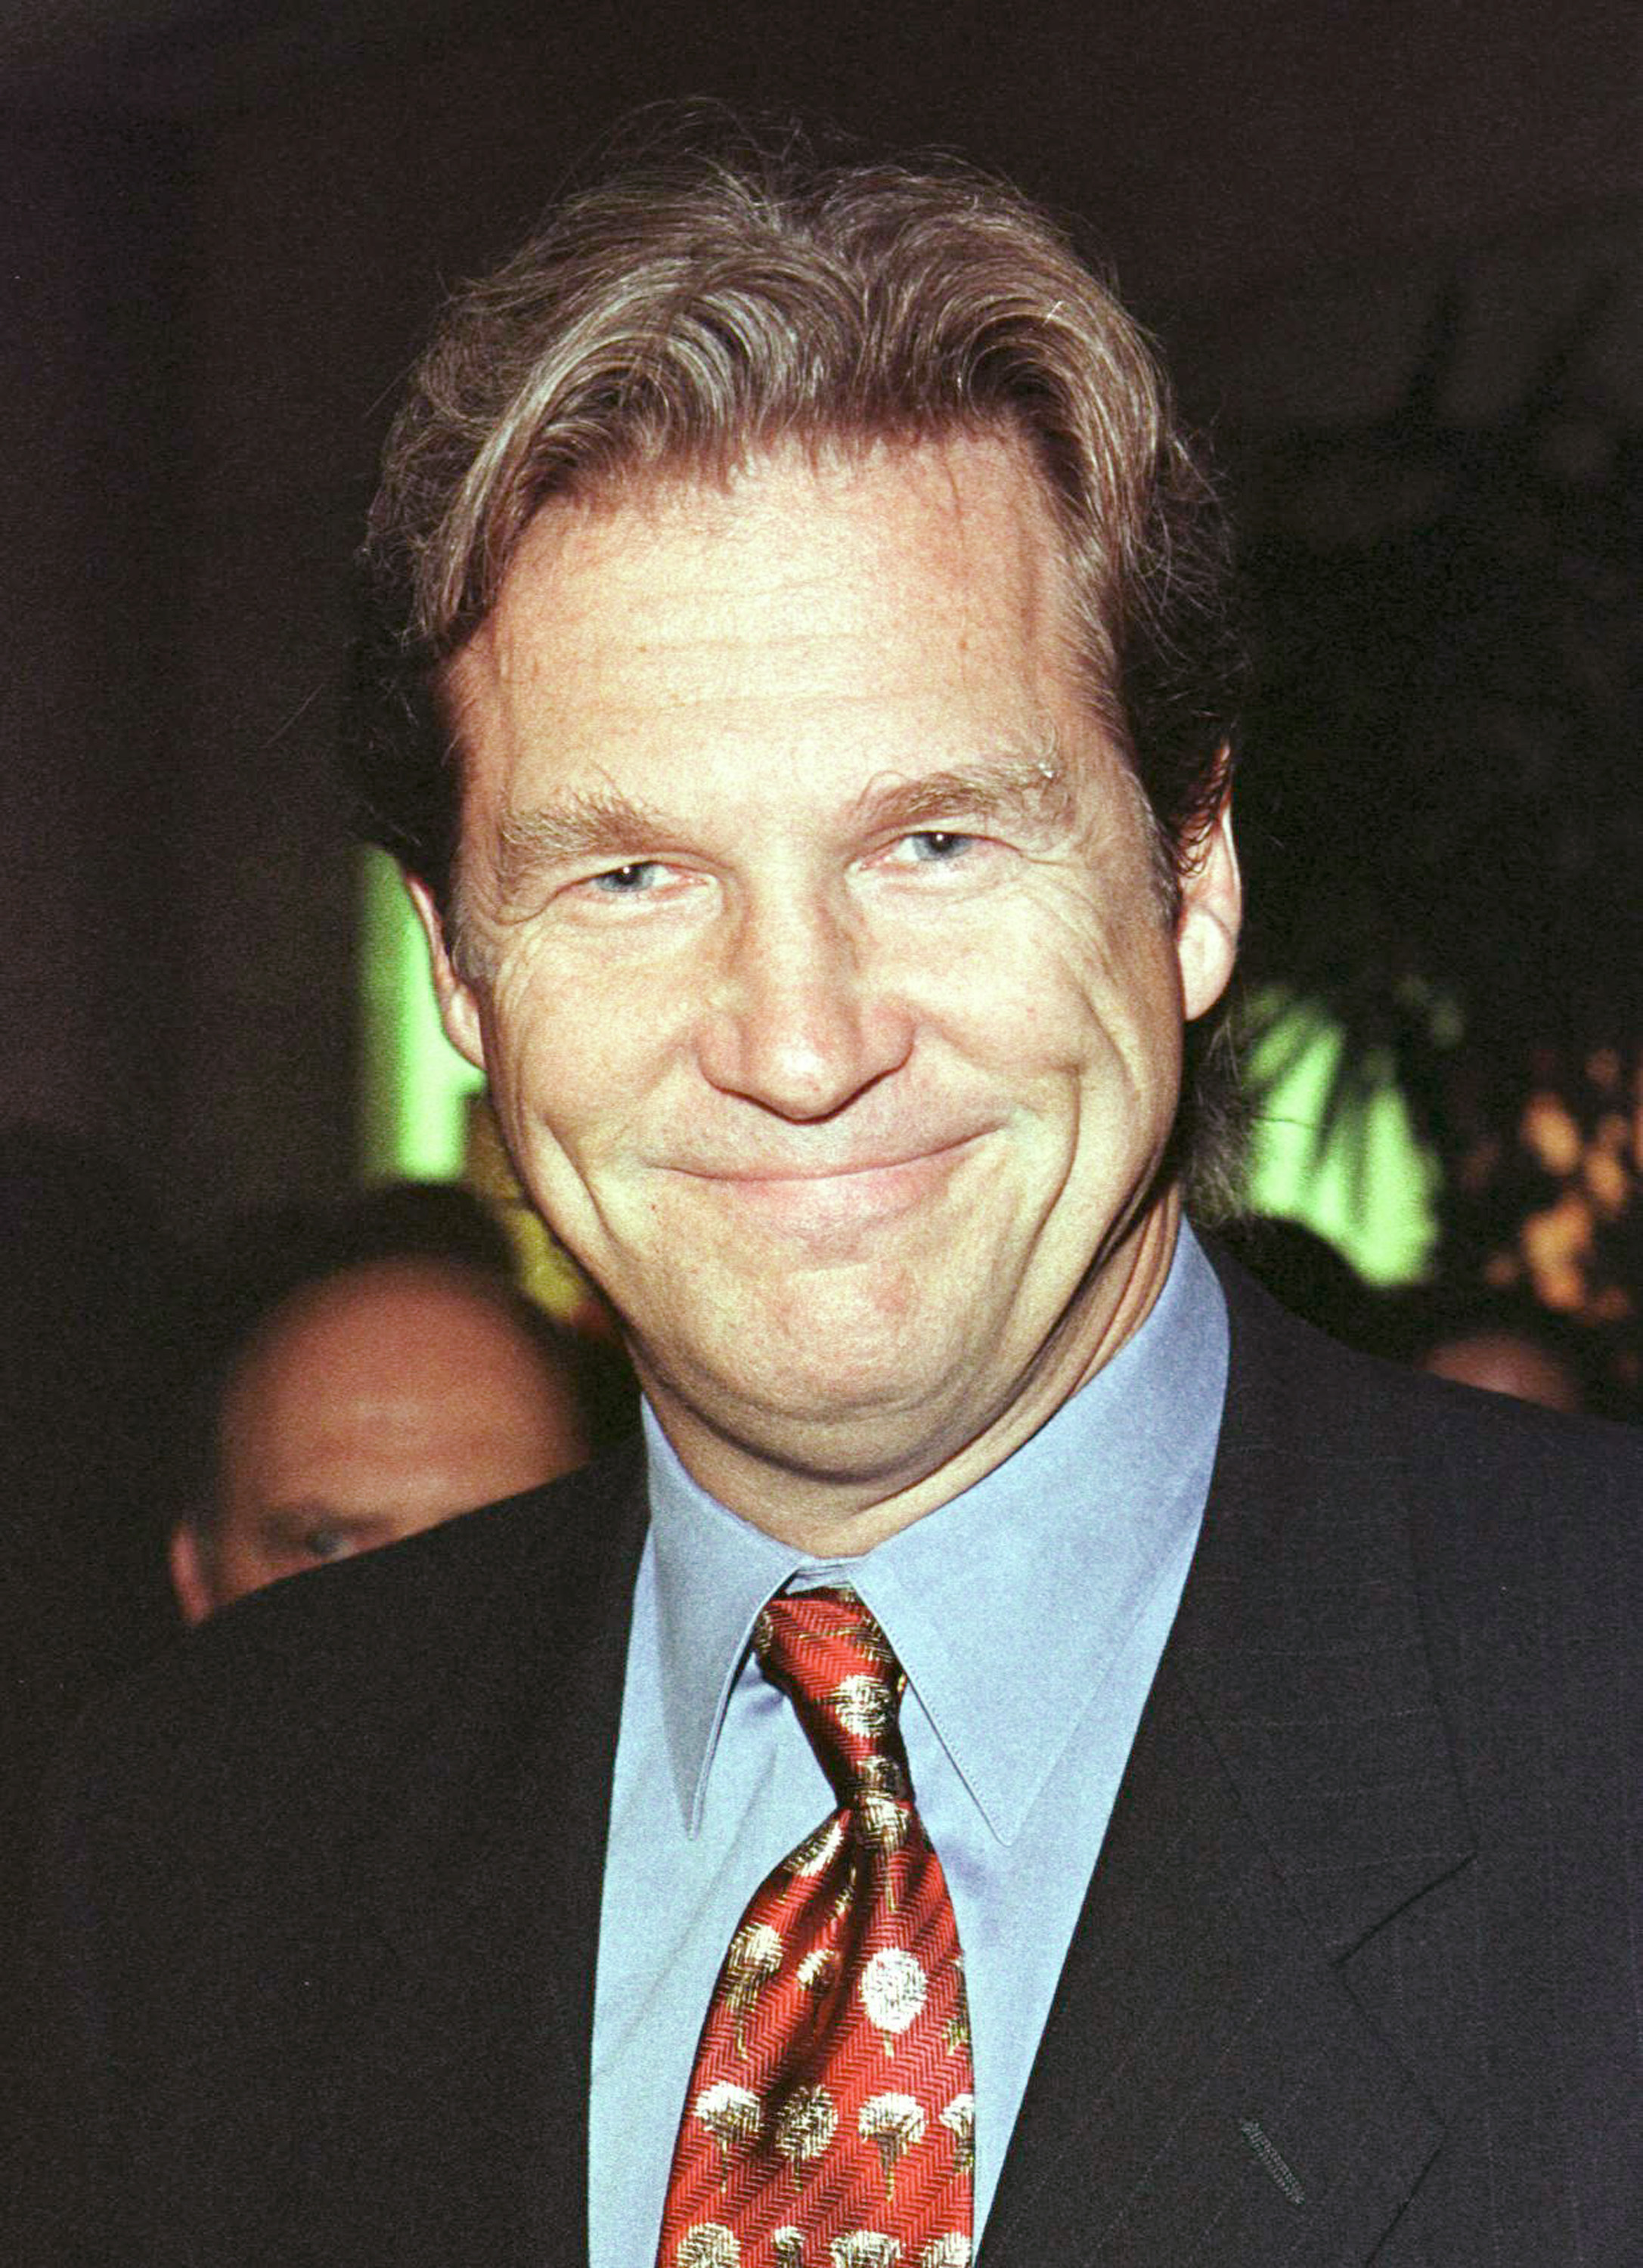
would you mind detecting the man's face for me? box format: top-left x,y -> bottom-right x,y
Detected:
418,435 -> 1237,1535
171,1258 -> 593,1621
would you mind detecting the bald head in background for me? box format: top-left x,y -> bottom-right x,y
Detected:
170,1255 -> 596,1622
1421,1328 -> 1587,1414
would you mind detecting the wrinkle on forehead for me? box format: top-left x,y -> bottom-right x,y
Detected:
442,429 -> 1116,956
457,428 -> 1074,689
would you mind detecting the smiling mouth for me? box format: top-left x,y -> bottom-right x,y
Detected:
671,1133 -> 988,1233
677,1132 -> 986,1188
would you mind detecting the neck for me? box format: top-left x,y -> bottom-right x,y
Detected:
643,1194 -> 1182,1555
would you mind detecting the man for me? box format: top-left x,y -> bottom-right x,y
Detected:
19,138 -> 1641,2266
169,1250 -> 601,1621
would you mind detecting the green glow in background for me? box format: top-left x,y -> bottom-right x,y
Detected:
358,849 -> 484,1185
1242,998 -> 1439,1284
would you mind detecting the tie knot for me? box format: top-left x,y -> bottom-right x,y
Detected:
754,1588 -> 910,1808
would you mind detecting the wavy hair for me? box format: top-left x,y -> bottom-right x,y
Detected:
347,130 -> 1245,1208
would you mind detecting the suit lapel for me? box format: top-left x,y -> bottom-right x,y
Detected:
259,1266 -> 1477,2265
288,1444 -> 649,2262
981,1266 -> 1474,2267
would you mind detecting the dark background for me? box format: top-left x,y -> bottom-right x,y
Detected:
3,0 -> 1639,1243
2,0 -> 1640,2146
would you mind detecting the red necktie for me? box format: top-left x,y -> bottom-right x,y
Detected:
656,1587 -> 975,2268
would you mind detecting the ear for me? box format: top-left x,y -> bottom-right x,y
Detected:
169,1525 -> 217,1628
1173,789 -> 1242,1023
405,872 -> 488,1074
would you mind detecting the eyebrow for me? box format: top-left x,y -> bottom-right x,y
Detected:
849,745 -> 1078,838
491,739 -> 1079,903
493,785 -> 680,904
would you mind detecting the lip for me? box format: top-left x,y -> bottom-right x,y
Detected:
671,1132 -> 990,1233
674,1132 -> 988,1186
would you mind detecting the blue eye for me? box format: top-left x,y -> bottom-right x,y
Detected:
591,862 -> 661,892
906,831 -> 973,862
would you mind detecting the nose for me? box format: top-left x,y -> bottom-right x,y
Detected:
694,886 -> 913,1121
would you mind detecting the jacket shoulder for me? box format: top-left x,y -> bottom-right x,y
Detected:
1212,1241 -> 1643,1521
42,1441 -> 647,1901
1209,1247 -> 1643,1709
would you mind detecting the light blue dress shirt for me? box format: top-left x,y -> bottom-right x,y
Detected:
591,1225 -> 1228,2265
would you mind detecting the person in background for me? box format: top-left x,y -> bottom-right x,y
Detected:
1376,1281 -> 1599,1417
19,131 -> 1643,2268
169,1247 -> 613,1620
1421,1322 -> 1586,1411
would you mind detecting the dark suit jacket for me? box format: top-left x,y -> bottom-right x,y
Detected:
15,1257 -> 1643,2264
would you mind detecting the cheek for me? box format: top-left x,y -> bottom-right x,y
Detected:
930,893 -> 1178,1095
1049,875 -> 1184,1066
480,941 -> 680,1166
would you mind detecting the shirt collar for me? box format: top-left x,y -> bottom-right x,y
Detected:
643,1222 -> 1228,1845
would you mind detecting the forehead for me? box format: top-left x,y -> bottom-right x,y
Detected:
223,1266 -> 549,1450
445,432 -> 1090,801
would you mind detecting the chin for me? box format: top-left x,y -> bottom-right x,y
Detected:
684,1317 -> 985,1455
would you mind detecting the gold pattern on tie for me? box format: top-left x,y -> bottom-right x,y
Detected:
656,1588 -> 975,2268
